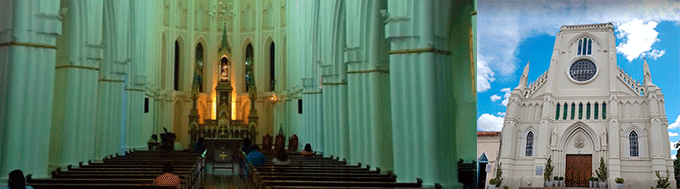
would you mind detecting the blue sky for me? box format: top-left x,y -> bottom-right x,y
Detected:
476,0 -> 680,157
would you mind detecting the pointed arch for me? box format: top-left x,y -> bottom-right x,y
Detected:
522,126 -> 537,157
558,121 -> 600,151
263,35 -> 276,92
174,34 -> 187,91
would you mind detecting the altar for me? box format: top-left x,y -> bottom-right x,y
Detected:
204,138 -> 242,173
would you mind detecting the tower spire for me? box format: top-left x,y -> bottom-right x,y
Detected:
517,61 -> 529,89
643,58 -> 653,85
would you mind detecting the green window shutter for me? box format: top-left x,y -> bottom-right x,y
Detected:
571,103 -> 575,120
586,103 -> 591,119
594,103 -> 599,119
556,104 -> 560,120
563,103 -> 568,120
578,103 -> 583,119
603,103 -> 607,119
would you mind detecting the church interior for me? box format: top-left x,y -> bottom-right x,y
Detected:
0,0 -> 477,188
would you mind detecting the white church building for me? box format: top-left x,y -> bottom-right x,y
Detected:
498,23 -> 675,189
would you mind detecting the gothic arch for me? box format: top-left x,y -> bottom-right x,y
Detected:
174,34 -> 187,91
558,121 -> 600,151
565,32 -> 605,52
263,36 -> 275,92
522,126 -> 537,157
194,36 -> 207,93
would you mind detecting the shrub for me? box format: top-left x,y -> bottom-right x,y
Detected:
544,156 -> 554,181
554,176 -> 559,181
615,177 -> 624,184
559,176 -> 564,181
596,157 -> 608,181
656,170 -> 671,188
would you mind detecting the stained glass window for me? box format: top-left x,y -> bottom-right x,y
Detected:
587,39 -> 592,55
563,103 -> 568,120
555,104 -> 560,120
571,103 -> 575,120
586,103 -> 591,119
569,59 -> 597,82
603,103 -> 607,119
245,44 -> 254,92
578,39 -> 582,55
630,131 -> 639,157
526,132 -> 534,156
579,103 -> 583,119
594,103 -> 599,119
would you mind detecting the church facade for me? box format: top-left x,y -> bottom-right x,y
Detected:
499,23 -> 675,189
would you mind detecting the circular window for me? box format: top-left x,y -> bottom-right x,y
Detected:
569,59 -> 597,82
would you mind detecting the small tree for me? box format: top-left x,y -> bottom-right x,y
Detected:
544,156 -> 554,181
656,169 -> 671,188
494,162 -> 503,187
596,157 -> 608,182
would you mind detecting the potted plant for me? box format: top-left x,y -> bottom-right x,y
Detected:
615,177 -> 624,189
596,157 -> 608,188
488,178 -> 496,189
656,170 -> 671,189
502,186 -> 509,189
589,177 -> 597,188
559,176 -> 565,187
491,162 -> 503,189
554,176 -> 559,187
544,156 -> 554,187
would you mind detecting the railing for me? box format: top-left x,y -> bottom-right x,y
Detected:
511,176 -> 524,189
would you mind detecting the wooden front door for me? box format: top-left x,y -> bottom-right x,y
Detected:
565,154 -> 592,187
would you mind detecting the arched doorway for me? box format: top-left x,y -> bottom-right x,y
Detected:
559,122 -> 600,187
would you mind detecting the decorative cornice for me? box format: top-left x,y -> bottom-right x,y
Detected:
99,79 -> 124,83
389,48 -> 451,55
55,65 -> 100,71
302,91 -> 322,95
322,82 -> 347,86
125,88 -> 145,92
347,69 -> 389,74
0,41 -> 57,49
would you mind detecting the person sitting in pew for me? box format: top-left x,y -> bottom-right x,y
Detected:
2,170 -> 33,189
153,163 -> 182,188
300,143 -> 314,157
247,145 -> 266,166
241,137 -> 254,154
272,149 -> 291,165
191,137 -> 206,153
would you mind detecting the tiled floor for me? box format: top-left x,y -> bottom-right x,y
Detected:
200,164 -> 251,189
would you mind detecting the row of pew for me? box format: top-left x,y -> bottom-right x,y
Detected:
26,150 -> 205,189
240,149 -> 441,189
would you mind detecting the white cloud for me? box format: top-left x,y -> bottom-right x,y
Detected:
616,19 -> 665,62
669,115 -> 680,129
671,141 -> 680,158
478,0 -> 680,92
477,54 -> 496,93
490,94 -> 502,102
478,113 -> 505,131
497,112 -> 506,116
500,88 -> 512,107
670,132 -> 678,137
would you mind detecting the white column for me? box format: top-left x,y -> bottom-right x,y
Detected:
49,0 -> 103,170
0,0 -> 62,179
95,0 -> 130,158
385,0 -> 463,187
345,0 -> 393,171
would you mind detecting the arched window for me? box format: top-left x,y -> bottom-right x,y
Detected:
594,103 -> 599,119
526,132 -> 534,156
174,41 -> 180,91
571,103 -> 575,120
245,44 -> 254,92
555,104 -> 560,120
195,43 -> 204,93
563,103 -> 568,120
269,42 -> 275,91
578,103 -> 583,119
630,131 -> 639,157
577,37 -> 593,56
603,103 -> 607,119
586,103 -> 591,119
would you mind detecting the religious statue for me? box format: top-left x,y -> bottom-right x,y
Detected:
574,136 -> 584,149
